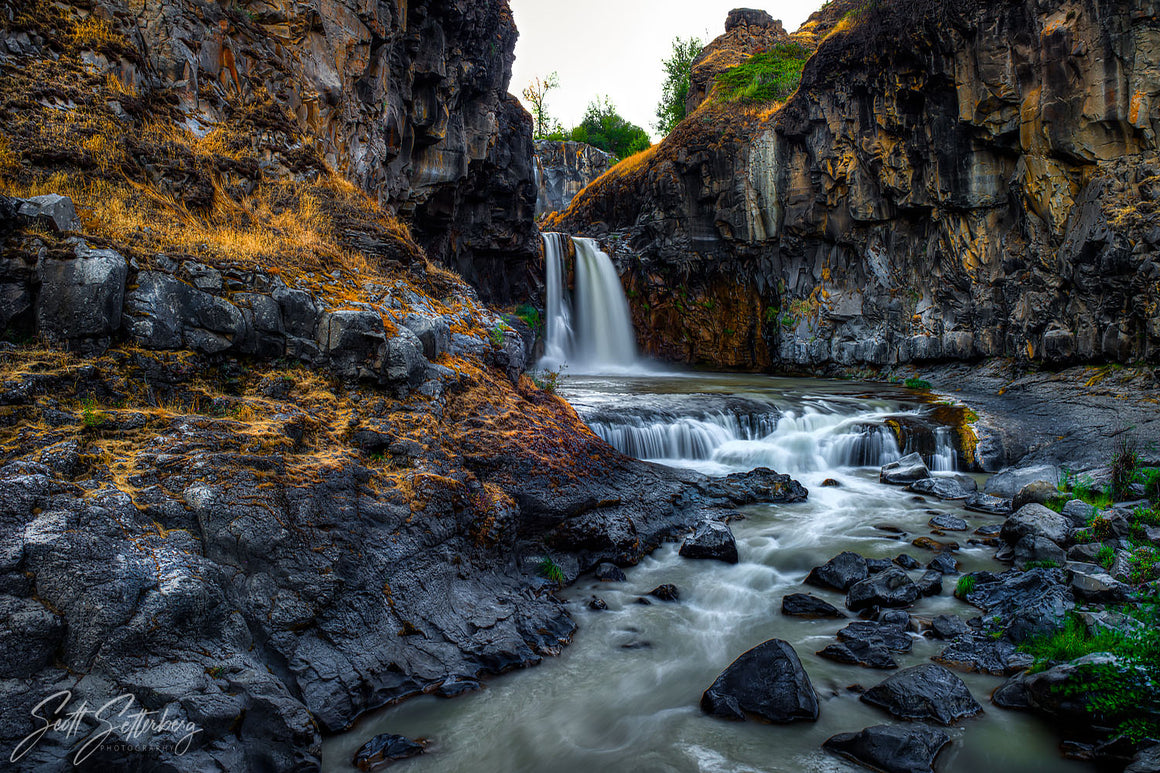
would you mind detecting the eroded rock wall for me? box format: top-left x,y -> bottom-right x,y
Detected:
555,0 -> 1160,370
533,140 -> 615,217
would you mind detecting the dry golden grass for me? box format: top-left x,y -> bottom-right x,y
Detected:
67,16 -> 127,50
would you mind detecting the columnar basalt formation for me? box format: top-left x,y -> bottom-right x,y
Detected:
554,0 -> 1160,370
533,140 -> 615,217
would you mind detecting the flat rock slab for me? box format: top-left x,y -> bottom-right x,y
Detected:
701,639 -> 819,723
928,513 -> 968,531
910,477 -> 974,501
964,492 -> 1012,516
781,593 -> 845,619
860,663 -> 983,724
824,724 -> 951,773
932,635 -> 1034,676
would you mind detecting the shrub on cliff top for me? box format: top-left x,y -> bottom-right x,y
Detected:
714,43 -> 810,104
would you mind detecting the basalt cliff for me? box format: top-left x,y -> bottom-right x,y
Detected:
552,1 -> 1160,371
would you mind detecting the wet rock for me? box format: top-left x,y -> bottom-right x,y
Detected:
0,596 -> 64,678
1010,653 -> 1122,721
648,584 -> 680,602
926,554 -> 959,574
805,551 -> 869,591
878,610 -> 911,629
991,674 -> 1033,710
1126,744 -> 1160,773
928,615 -> 969,640
353,733 -> 428,771
911,536 -> 958,553
434,677 -> 480,698
594,563 -> 627,582
839,620 -> 913,652
587,597 -> 608,611
881,453 -> 931,485
818,640 -> 899,670
821,478 -> 841,487
914,570 -> 943,597
37,242 -> 128,351
847,567 -> 919,611
910,478 -> 974,500
1012,481 -> 1060,511
781,593 -> 845,619
927,514 -> 968,531
701,639 -> 819,723
964,492 -> 1013,516
984,465 -> 1060,499
933,635 -> 1034,676
866,557 -> 893,574
1000,504 -> 1073,547
679,520 -> 739,564
860,663 -> 983,725
824,724 -> 951,773
894,554 -> 921,570
1012,535 -> 1067,568
963,568 -> 1074,642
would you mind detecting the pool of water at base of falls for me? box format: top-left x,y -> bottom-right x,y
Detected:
321,373 -> 1093,773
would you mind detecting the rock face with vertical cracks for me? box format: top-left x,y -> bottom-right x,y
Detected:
553,0 -> 1160,370
58,0 -> 539,301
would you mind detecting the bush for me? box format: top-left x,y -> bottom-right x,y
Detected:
655,36 -> 702,135
531,369 -> 561,394
1096,544 -> 1115,570
514,303 -> 542,333
551,97 -> 652,161
904,377 -> 932,391
715,43 -> 810,104
1111,434 -> 1141,501
81,397 -> 106,430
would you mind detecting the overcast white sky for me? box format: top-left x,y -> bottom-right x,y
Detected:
509,1 -> 821,140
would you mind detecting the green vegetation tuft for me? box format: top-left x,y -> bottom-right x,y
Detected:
531,369 -> 561,394
1096,544 -> 1116,570
714,43 -> 810,104
538,555 -> 565,584
904,377 -> 932,391
489,324 -> 507,348
514,303 -> 542,334
954,575 -> 976,598
1019,614 -> 1124,673
1023,560 -> 1061,571
81,397 -> 106,430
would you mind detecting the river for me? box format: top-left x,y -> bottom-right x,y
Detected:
322,372 -> 1091,773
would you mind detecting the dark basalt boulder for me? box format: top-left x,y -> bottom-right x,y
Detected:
679,520 -> 739,564
781,593 -> 845,619
964,492 -> 1013,516
846,567 -> 919,611
861,664 -> 983,725
353,733 -> 428,771
648,584 -> 680,602
819,619 -> 913,669
894,553 -> 922,570
933,635 -> 1034,676
963,568 -> 1074,642
1000,503 -> 1073,547
926,553 -> 959,575
818,640 -> 899,670
928,615 -> 969,640
701,639 -> 819,723
839,621 -> 913,653
1012,534 -> 1067,568
866,557 -> 893,574
927,513 -> 969,531
914,570 -> 943,597
984,466 -> 1060,499
910,478 -> 974,501
824,724 -> 951,773
806,551 -> 869,591
881,453 -> 931,485
594,562 -> 627,582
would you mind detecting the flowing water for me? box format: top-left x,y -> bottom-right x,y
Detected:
322,373 -> 1093,773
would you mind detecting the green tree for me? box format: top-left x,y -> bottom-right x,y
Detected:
522,72 -> 559,139
571,96 -> 651,160
654,36 -> 702,135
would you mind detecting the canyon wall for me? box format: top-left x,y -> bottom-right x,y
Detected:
554,1 -> 1160,371
533,140 -> 615,217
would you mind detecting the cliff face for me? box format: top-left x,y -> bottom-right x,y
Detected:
39,0 -> 540,301
555,0 -> 1160,371
533,140 -> 615,217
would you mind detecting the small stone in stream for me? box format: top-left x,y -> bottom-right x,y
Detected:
701,639 -> 819,723
915,570 -> 943,597
911,536 -> 958,552
818,640 -> 898,670
860,663 -> 983,724
806,551 -> 869,591
822,478 -> 840,487
928,513 -> 969,531
353,733 -> 429,771
878,610 -> 911,629
635,597 -> 652,605
648,584 -> 679,602
926,553 -> 959,574
910,496 -> 927,503
782,593 -> 845,619
824,724 -> 951,773
881,453 -> 931,485
839,620 -> 913,652
846,567 -> 919,611
928,615 -> 969,640
875,524 -> 907,534
679,520 -> 739,564
964,492 -> 1012,516
866,558 -> 892,574
894,554 -> 921,570
434,677 -> 480,698
594,562 -> 626,582
991,673 -> 1033,710
974,523 -> 1002,537
588,597 -> 608,611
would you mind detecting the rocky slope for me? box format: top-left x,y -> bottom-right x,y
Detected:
533,140 -> 614,217
553,1 -> 1160,371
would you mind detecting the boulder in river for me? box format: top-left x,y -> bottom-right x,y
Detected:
805,551 -> 869,591
353,733 -> 429,771
914,570 -> 943,597
701,639 -> 819,723
648,584 -> 680,602
933,634 -> 1034,676
818,640 -> 899,669
894,554 -> 922,570
961,568 -> 1074,642
881,453 -> 931,485
964,492 -> 1012,516
679,520 -> 739,563
910,477 -> 975,500
926,554 -> 959,574
824,724 -> 951,773
1012,535 -> 1067,568
594,562 -> 627,582
927,513 -> 968,531
927,615 -> 970,640
860,663 -> 983,724
781,593 -> 845,619
846,567 -> 919,611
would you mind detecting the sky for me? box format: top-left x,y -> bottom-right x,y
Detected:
509,1 -> 822,141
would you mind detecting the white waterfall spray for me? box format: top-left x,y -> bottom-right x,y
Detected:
538,233 -> 638,373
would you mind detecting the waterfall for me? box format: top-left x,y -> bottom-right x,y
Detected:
930,427 -> 957,472
538,233 -> 637,373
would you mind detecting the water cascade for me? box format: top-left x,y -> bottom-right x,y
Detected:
538,233 -> 637,373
